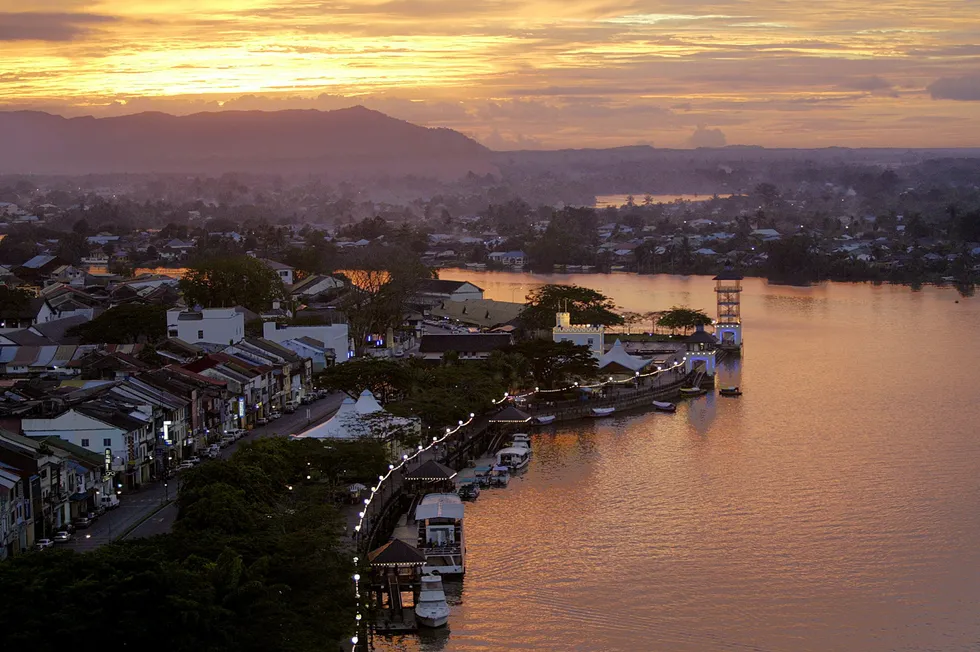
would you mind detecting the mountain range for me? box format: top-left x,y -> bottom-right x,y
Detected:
0,106 -> 494,178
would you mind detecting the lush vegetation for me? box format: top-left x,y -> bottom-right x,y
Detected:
179,255 -> 286,313
656,307 -> 713,334
519,284 -> 624,331
68,304 -> 168,344
0,437 -> 388,652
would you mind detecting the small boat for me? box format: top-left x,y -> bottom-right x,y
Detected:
679,387 -> 705,397
457,478 -> 480,501
415,575 -> 451,628
652,401 -> 676,413
496,446 -> 531,471
720,386 -> 742,397
490,465 -> 511,487
590,407 -> 616,417
534,415 -> 556,425
474,465 -> 492,487
511,433 -> 531,447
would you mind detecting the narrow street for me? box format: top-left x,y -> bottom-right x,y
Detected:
66,392 -> 346,550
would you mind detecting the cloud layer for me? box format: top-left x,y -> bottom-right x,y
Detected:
0,1 -> 978,147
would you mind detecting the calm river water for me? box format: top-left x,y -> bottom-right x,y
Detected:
379,272 -> 980,652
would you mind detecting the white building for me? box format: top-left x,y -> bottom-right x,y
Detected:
262,321 -> 350,363
488,251 -> 526,267
167,308 -> 245,345
552,311 -> 604,359
261,259 -> 295,286
416,280 -> 484,303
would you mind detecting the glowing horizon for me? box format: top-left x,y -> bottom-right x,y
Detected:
1,1 -> 978,149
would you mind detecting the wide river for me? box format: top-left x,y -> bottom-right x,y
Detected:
379,272 -> 980,652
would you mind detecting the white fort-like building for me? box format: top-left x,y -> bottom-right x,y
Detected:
552,311 -> 604,359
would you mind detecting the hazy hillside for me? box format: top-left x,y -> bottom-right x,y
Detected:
0,106 -> 494,178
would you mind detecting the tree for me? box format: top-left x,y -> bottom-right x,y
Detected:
520,284 -> 624,331
507,340 -> 599,389
337,247 -> 432,355
316,357 -> 410,403
55,232 -> 90,264
656,306 -> 713,334
0,286 -> 32,315
67,304 -> 168,344
179,256 -> 286,312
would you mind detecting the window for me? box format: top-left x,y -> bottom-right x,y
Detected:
103,438 -> 112,447
198,330 -> 204,339
40,469 -> 47,479
587,338 -> 594,345
81,438 -> 90,447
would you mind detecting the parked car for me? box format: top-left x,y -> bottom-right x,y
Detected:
207,444 -> 221,458
270,411 -> 282,420
284,403 -> 296,414
176,461 -> 195,471
256,417 -> 269,426
86,511 -> 98,521
54,530 -> 72,542
301,395 -> 314,405
36,538 -> 54,550
101,494 -> 120,510
72,517 -> 92,529
186,456 -> 202,465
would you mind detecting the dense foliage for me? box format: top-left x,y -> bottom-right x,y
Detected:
520,284 -> 624,331
0,437 -> 388,652
656,307 -> 713,333
67,304 -> 168,344
179,255 -> 286,313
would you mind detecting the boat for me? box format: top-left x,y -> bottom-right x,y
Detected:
679,387 -> 705,397
720,386 -> 742,397
652,401 -> 677,413
490,465 -> 511,487
415,493 -> 466,575
457,478 -> 480,501
473,465 -> 492,487
496,446 -> 531,471
590,407 -> 616,417
512,433 -> 531,447
533,415 -> 556,425
415,575 -> 451,628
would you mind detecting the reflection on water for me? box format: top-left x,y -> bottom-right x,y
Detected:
377,273 -> 980,652
594,194 -> 733,209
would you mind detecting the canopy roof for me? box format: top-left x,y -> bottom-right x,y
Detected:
489,405 -> 532,423
368,538 -> 427,567
598,339 -> 651,372
415,493 -> 464,520
404,460 -> 458,481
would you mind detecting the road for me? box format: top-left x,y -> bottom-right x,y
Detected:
67,392 -> 346,550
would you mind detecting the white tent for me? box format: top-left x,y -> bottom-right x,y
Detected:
296,390 -> 419,441
598,339 -> 652,373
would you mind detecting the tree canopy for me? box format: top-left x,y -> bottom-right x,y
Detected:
657,306 -> 713,333
67,304 -> 168,344
519,284 -> 624,331
178,255 -> 286,313
507,340 -> 599,389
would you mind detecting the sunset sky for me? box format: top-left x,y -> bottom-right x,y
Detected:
1,1 -> 979,149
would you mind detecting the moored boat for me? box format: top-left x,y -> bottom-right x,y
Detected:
534,415 -> 556,425
457,478 -> 480,501
415,575 -> 451,628
679,387 -> 705,397
511,433 -> 531,448
652,401 -> 677,413
415,493 -> 465,575
490,465 -> 511,487
720,386 -> 742,396
590,407 -> 616,417
474,465 -> 492,487
496,446 -> 531,471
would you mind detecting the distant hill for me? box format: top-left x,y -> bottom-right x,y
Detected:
0,106 -> 494,178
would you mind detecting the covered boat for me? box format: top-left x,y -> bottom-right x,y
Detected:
490,465 -> 511,487
473,465 -> 492,487
496,446 -> 530,471
457,478 -> 480,501
679,387 -> 705,397
720,386 -> 742,396
590,407 -> 616,417
533,415 -> 556,425
415,493 -> 465,575
415,575 -> 450,628
652,401 -> 676,413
